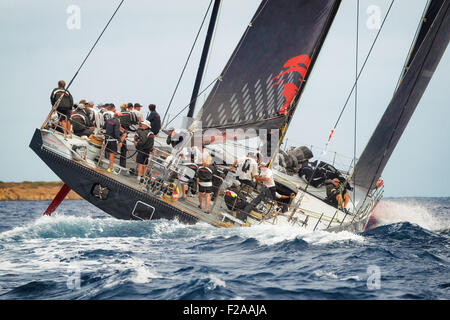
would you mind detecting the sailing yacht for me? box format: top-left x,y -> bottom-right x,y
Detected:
30,0 -> 449,232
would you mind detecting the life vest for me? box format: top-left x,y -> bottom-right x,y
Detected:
162,183 -> 179,202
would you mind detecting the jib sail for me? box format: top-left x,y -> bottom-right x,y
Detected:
354,0 -> 450,191
194,0 -> 341,134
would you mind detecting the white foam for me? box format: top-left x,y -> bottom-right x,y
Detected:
302,229 -> 365,245
206,274 -> 226,290
372,199 -> 450,231
340,275 -> 361,281
226,222 -> 365,246
313,270 -> 338,279
127,258 -> 160,284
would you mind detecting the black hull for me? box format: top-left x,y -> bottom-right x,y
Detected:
29,129 -> 198,224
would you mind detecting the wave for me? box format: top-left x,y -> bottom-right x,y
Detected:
0,213 -> 366,249
362,221 -> 449,248
371,198 -> 450,232
0,214 -> 201,242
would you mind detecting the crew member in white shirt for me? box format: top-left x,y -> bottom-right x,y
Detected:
229,153 -> 259,188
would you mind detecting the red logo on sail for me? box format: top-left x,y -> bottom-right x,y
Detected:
271,54 -> 310,114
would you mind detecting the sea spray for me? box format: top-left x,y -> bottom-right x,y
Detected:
372,198 -> 450,231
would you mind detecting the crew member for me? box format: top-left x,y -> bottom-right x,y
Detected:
166,127 -> 184,149
146,104 -> 161,135
131,103 -> 143,131
134,120 -> 155,182
326,178 -> 350,212
101,104 -> 116,128
85,101 -> 101,131
256,162 -> 277,199
104,112 -> 126,174
257,162 -> 294,201
50,80 -> 74,135
197,156 -> 213,213
229,153 -> 259,188
120,104 -> 133,131
70,103 -> 94,137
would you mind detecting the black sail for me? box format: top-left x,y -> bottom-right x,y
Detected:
195,0 -> 341,133
404,0 -> 445,75
354,0 -> 450,191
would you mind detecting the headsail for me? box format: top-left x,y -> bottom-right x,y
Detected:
194,0 -> 341,134
353,0 -> 450,191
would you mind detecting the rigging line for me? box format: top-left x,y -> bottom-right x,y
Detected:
68,0 -> 126,89
41,0 -> 125,130
333,0 -> 395,130
161,0 -> 214,127
164,77 -> 221,128
353,0 -> 360,203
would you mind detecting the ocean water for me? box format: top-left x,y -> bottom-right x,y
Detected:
0,198 -> 448,300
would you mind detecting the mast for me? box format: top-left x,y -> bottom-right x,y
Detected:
185,0 -> 221,126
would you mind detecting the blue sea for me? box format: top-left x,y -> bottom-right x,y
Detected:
0,198 -> 448,300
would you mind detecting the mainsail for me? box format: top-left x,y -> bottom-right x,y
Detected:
194,0 -> 341,133
353,0 -> 450,191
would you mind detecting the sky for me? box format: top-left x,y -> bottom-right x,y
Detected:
0,0 -> 448,197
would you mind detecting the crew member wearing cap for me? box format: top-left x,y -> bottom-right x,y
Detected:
131,103 -> 143,131
102,104 -> 116,129
134,120 -> 155,181
85,101 -> 101,131
105,112 -> 126,174
166,127 -> 184,149
70,103 -> 94,137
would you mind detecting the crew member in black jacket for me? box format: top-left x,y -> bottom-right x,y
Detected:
70,103 -> 94,137
134,120 -> 155,181
105,112 -> 126,174
146,104 -> 161,135
50,80 -> 74,134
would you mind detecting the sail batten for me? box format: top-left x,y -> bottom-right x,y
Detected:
194,0 -> 341,134
354,0 -> 450,191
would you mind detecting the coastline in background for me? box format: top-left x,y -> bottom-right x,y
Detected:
0,181 -> 82,201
